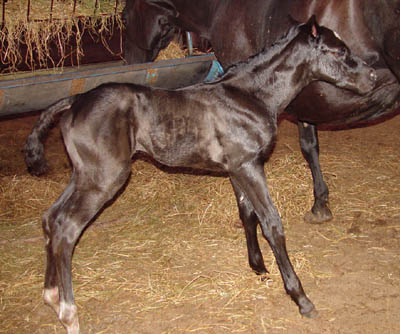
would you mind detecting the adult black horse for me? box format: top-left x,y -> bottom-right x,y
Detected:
122,0 -> 400,223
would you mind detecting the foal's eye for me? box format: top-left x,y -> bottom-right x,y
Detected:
334,48 -> 346,57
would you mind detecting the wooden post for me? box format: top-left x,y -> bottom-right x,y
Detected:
1,0 -> 6,29
26,0 -> 31,22
115,0 -> 120,15
73,0 -> 77,16
50,0 -> 54,22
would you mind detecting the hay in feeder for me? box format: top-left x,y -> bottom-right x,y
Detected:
0,0 -> 126,73
155,41 -> 187,61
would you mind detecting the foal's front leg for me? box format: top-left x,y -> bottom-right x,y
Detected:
297,121 -> 332,223
230,162 -> 317,317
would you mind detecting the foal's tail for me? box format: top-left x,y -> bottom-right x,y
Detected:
24,96 -> 76,176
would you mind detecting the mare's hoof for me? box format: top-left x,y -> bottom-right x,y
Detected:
301,306 -> 319,319
304,207 -> 333,224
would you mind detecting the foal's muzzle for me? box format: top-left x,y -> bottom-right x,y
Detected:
369,69 -> 378,83
356,67 -> 377,95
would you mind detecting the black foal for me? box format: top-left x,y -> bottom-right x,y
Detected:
25,16 -> 376,333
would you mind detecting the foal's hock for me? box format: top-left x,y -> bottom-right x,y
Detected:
25,17 -> 375,334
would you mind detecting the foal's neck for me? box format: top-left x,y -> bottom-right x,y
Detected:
222,34 -> 313,114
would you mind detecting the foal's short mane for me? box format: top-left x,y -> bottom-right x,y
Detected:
218,23 -> 302,79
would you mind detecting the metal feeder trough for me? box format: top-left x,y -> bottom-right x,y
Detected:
0,54 -> 223,117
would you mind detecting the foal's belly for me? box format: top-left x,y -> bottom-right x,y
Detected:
136,113 -> 226,171
286,69 -> 400,126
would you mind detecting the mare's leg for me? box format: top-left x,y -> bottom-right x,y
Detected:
230,162 -> 317,317
42,165 -> 131,334
297,121 -> 332,223
230,179 -> 267,275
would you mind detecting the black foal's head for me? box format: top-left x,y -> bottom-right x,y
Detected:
299,15 -> 377,94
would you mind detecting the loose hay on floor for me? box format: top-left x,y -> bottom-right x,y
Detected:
1,112 -> 399,333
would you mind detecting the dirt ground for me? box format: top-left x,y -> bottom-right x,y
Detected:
0,111 -> 399,334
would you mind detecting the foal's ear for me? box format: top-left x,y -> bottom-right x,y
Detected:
306,15 -> 320,39
287,15 -> 300,26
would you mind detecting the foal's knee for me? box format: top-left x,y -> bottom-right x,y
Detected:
260,210 -> 285,242
239,206 -> 255,225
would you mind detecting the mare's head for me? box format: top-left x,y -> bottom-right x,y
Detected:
122,0 -> 177,64
299,16 -> 377,94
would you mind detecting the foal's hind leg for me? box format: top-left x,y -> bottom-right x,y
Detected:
42,166 -> 131,334
297,122 -> 332,223
42,179 -> 76,315
230,179 -> 267,275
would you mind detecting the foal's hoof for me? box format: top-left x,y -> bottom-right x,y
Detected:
304,207 -> 333,224
301,305 -> 319,319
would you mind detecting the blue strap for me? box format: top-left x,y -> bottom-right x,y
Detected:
186,32 -> 194,56
204,60 -> 224,82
